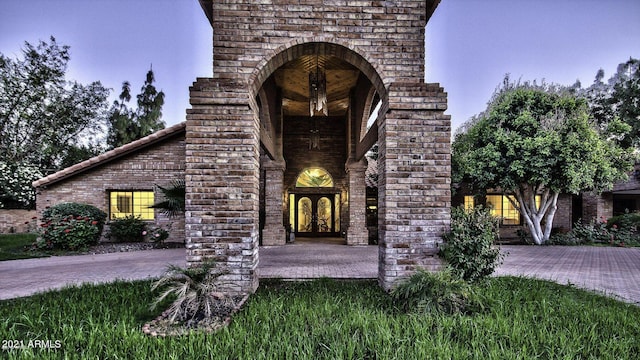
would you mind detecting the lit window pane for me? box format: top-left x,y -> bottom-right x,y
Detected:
485,195 -> 502,219
502,196 -> 520,225
109,191 -> 154,220
296,167 -> 334,187
463,196 -> 474,210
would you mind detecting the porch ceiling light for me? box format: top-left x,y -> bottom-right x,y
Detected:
309,55 -> 328,117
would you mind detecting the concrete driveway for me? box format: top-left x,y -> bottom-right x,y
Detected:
1,244 -> 638,304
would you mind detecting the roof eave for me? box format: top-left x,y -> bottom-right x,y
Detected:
33,122 -> 186,188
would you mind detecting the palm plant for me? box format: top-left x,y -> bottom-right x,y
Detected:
150,261 -> 233,323
150,179 -> 185,218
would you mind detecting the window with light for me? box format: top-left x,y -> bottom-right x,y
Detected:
109,191 -> 155,220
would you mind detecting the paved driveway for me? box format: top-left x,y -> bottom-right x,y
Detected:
0,249 -> 186,300
1,245 -> 638,304
496,245 -> 640,305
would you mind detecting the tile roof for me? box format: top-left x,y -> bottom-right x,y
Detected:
33,121 -> 186,188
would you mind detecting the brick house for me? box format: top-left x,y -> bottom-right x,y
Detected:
451,165 -> 640,241
34,0 -> 452,293
33,123 -> 187,242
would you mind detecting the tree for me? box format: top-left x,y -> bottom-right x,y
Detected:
584,58 -> 640,148
453,78 -> 635,245
0,37 -> 109,208
107,68 -> 165,149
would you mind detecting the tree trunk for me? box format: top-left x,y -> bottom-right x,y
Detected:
513,188 -> 559,245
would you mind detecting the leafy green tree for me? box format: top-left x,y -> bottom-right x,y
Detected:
453,78 -> 635,245
107,68 -> 165,149
584,58 -> 640,148
0,37 -> 109,208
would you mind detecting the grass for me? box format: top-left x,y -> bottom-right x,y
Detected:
1,277 -> 639,359
0,234 -> 46,261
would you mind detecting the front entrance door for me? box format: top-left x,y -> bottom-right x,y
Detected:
293,194 -> 339,237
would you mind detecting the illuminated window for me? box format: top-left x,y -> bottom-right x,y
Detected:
109,191 -> 155,220
486,195 -> 519,225
463,196 -> 475,210
485,194 -> 541,225
295,167 -> 334,187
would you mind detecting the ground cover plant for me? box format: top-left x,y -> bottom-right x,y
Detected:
1,278 -> 638,359
390,268 -> 486,315
549,212 -> 640,247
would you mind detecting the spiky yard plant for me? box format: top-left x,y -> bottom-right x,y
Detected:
150,261 -> 235,324
390,267 -> 486,315
150,179 -> 185,218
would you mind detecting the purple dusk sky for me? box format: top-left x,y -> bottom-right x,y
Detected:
1,0 -> 639,134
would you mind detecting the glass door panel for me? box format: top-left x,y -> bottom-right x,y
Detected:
317,197 -> 332,233
297,197 -> 312,233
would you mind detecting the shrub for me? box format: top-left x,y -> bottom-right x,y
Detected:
36,203 -> 106,250
151,261 -> 234,325
144,226 -> 170,244
108,215 -> 146,243
42,202 -> 107,235
547,215 -> 640,246
390,268 -> 485,315
440,206 -> 503,282
36,215 -> 102,250
607,212 -> 640,246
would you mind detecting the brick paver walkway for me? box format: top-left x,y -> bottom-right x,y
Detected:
1,244 -> 638,305
496,245 -> 640,305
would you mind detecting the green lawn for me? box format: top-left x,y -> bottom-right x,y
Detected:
1,277 -> 638,359
0,233 -> 45,261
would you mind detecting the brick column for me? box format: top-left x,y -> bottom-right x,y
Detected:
185,78 -> 260,294
582,192 -> 613,222
378,82 -> 451,291
262,159 -> 286,245
346,159 -> 369,245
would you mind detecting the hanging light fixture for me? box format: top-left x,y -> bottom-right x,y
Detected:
309,54 -> 328,117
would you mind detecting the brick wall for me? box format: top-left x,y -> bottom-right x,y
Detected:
283,116 -> 348,189
35,135 -> 186,243
0,210 -> 38,233
210,1 -> 430,89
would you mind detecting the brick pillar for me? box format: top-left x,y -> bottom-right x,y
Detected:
582,192 -> 613,222
346,159 -> 369,245
262,159 -> 286,245
378,83 -> 451,291
185,78 -> 259,294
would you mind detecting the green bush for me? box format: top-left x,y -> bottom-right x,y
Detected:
42,202 -> 107,234
549,214 -> 640,247
36,215 -> 102,250
440,206 -> 503,282
607,212 -> 640,246
390,268 -> 485,315
36,203 -> 106,250
548,219 -> 605,245
108,215 -> 146,243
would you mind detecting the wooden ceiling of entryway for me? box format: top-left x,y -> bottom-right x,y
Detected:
273,55 -> 360,117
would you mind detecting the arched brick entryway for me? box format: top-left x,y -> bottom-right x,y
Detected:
186,0 -> 450,293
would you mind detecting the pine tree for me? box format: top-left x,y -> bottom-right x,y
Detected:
107,67 -> 165,149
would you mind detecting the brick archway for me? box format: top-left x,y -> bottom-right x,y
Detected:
187,0 -> 450,294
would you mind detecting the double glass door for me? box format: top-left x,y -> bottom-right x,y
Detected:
292,194 -> 339,236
